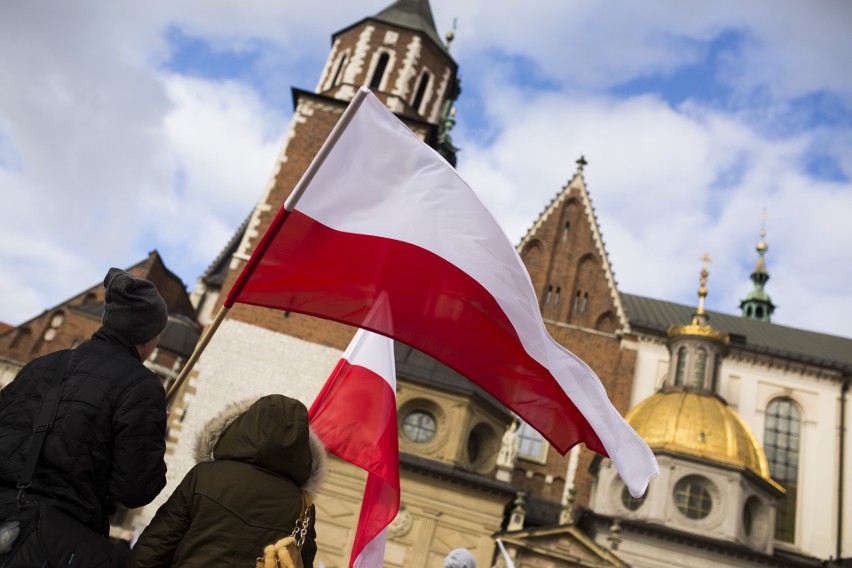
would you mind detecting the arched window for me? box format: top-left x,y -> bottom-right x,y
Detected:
545,285 -> 553,304
711,354 -> 721,392
581,292 -> 588,312
554,287 -> 561,306
331,53 -> 348,87
369,52 -> 390,90
562,221 -> 571,240
691,347 -> 707,388
412,71 -> 431,113
674,346 -> 687,386
764,398 -> 800,542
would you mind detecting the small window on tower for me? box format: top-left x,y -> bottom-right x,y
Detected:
369,52 -> 390,90
712,354 -> 721,392
674,346 -> 687,385
331,53 -> 348,87
412,71 -> 431,114
692,347 -> 707,388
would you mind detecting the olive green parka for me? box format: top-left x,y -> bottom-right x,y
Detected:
127,394 -> 327,567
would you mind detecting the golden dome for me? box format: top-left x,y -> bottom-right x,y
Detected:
626,390 -> 781,489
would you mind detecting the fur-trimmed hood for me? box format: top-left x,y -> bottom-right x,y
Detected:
194,394 -> 327,498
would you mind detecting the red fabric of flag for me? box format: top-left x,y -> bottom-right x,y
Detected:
309,329 -> 399,567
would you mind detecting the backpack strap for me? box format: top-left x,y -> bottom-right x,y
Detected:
16,349 -> 73,505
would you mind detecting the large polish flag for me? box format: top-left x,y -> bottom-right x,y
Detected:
226,87 -> 658,497
308,328 -> 399,568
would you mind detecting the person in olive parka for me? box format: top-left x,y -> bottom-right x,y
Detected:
127,394 -> 328,567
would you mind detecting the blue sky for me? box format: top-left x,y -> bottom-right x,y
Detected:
1,0 -> 851,338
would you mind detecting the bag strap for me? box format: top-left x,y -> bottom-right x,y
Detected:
291,492 -> 312,548
16,349 -> 73,503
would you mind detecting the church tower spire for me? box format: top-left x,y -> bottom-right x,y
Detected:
740,216 -> 775,322
373,0 -> 444,49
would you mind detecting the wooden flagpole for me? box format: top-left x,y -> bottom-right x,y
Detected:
165,305 -> 229,407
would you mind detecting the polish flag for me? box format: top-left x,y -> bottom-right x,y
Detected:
226,87 -> 658,497
308,328 -> 399,568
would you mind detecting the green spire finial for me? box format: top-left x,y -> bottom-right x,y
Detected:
740,210 -> 775,322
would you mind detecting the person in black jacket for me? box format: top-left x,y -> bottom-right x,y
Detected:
0,267 -> 170,560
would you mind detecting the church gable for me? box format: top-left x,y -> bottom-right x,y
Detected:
519,160 -> 628,335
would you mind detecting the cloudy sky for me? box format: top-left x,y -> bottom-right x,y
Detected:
1,1 -> 850,339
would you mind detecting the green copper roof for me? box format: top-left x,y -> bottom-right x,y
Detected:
622,293 -> 852,373
373,0 -> 445,50
743,288 -> 772,302
740,231 -> 774,321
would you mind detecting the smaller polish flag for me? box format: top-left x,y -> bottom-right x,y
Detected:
308,329 -> 399,568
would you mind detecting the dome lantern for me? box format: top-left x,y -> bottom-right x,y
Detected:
665,254 -> 728,392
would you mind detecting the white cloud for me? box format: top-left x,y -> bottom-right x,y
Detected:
455,84 -> 851,336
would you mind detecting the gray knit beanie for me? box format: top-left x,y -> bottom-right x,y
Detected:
102,267 -> 168,345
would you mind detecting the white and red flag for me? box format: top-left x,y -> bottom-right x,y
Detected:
308,328 -> 399,568
225,87 -> 658,497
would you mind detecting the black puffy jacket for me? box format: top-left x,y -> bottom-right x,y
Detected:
0,327 -> 167,533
